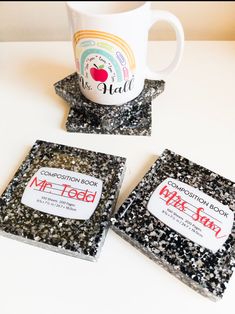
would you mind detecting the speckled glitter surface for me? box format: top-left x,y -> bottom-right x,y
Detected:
111,149 -> 235,300
54,73 -> 165,135
0,140 -> 126,261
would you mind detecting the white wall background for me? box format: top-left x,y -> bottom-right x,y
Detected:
0,1 -> 235,41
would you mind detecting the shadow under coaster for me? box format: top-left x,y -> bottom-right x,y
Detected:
54,73 -> 165,136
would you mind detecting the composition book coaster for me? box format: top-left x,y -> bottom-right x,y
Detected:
0,140 -> 126,261
54,73 -> 165,136
111,149 -> 235,300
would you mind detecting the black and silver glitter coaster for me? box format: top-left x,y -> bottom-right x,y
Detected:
111,149 -> 235,300
54,73 -> 165,135
0,140 -> 126,261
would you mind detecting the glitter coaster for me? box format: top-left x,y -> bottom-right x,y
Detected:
0,140 -> 126,261
111,149 -> 235,300
54,73 -> 165,135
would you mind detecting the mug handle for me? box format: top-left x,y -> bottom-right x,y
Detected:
146,10 -> 184,80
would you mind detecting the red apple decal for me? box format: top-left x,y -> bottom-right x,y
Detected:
90,64 -> 108,82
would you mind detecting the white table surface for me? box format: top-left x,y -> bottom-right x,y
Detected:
0,41 -> 235,313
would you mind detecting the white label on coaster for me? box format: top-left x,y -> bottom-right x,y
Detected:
21,167 -> 103,220
147,178 -> 234,252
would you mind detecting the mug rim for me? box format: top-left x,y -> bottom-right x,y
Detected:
66,1 -> 150,18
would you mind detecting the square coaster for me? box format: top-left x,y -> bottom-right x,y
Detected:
0,140 -> 126,261
54,73 -> 165,135
111,149 -> 235,300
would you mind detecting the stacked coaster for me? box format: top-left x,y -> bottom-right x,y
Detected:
0,140 -> 126,261
112,149 -> 235,300
54,73 -> 165,135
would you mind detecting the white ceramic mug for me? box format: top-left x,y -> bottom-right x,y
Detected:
66,1 -> 184,105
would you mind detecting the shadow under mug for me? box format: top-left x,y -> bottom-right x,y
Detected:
66,1 -> 184,105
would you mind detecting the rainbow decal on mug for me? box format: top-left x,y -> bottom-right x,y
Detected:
73,30 -> 136,96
